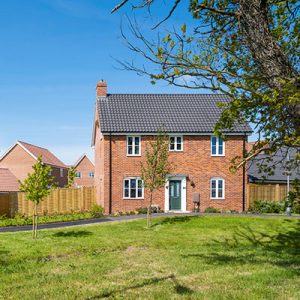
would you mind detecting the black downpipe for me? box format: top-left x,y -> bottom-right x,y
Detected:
109,133 -> 112,215
242,134 -> 246,211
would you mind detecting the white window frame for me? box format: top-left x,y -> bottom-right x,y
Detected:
60,168 -> 64,178
123,177 -> 144,199
75,171 -> 81,178
88,172 -> 95,178
210,178 -> 225,199
127,136 -> 141,156
169,135 -> 183,152
211,136 -> 225,156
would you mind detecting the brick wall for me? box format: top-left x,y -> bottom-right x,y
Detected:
0,144 -> 36,182
74,156 -> 95,187
0,144 -> 68,188
95,133 -> 246,214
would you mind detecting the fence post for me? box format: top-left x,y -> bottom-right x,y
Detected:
275,184 -> 280,201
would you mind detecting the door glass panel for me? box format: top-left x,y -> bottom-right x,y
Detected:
176,182 -> 180,196
170,184 -> 174,197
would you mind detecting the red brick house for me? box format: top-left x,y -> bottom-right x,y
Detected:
73,154 -> 95,187
0,141 -> 68,187
92,80 -> 252,214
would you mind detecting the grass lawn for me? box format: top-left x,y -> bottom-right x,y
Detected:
0,216 -> 299,299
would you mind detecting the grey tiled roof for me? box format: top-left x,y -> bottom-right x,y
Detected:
248,148 -> 300,183
97,94 -> 252,134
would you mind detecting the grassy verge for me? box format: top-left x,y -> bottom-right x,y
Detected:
0,216 -> 299,299
0,212 -> 96,227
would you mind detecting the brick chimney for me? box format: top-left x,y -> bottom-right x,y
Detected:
96,79 -> 107,97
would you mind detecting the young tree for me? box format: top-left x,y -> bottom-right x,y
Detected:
19,156 -> 56,239
141,131 -> 173,228
112,0 -> 300,172
65,166 -> 77,188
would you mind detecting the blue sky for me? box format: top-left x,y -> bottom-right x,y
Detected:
0,0 -> 255,165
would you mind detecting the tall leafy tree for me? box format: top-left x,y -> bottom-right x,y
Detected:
19,156 -> 56,239
141,131 -> 173,228
112,0 -> 300,171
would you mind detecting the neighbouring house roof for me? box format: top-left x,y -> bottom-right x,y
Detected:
96,94 -> 252,135
248,148 -> 300,183
0,141 -> 67,169
0,168 -> 19,192
73,154 -> 94,168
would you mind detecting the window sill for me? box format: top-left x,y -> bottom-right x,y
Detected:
210,198 -> 225,200
169,150 -> 183,152
123,198 -> 144,200
211,154 -> 225,157
127,154 -> 141,157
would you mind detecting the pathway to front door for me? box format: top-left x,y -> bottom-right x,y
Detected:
169,180 -> 181,210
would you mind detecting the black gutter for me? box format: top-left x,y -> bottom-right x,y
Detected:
242,134 -> 247,211
109,132 -> 112,215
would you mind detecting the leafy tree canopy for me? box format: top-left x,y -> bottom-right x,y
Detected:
112,0 -> 300,170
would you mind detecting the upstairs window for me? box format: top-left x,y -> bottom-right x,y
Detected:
123,178 -> 144,199
60,168 -> 64,178
75,171 -> 81,178
89,172 -> 95,178
169,136 -> 183,151
211,136 -> 224,156
211,178 -> 225,199
127,136 -> 141,156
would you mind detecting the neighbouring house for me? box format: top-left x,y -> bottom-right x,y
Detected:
0,168 -> 19,193
92,80 -> 252,214
0,141 -> 68,187
248,147 -> 300,184
73,154 -> 95,187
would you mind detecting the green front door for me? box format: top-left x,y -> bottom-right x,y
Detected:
169,180 -> 181,210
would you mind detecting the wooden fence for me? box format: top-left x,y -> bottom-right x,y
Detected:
248,183 -> 288,208
0,187 -> 96,217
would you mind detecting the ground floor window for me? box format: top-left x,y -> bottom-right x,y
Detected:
123,177 -> 144,199
210,178 -> 225,199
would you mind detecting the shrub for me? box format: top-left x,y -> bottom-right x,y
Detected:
249,200 -> 285,214
137,207 -> 148,214
90,204 -> 104,218
204,207 -> 221,213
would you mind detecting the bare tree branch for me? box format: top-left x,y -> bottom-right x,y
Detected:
111,0 -> 129,14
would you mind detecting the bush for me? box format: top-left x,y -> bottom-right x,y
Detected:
249,200 -> 285,214
0,212 -> 94,227
204,207 -> 221,213
90,204 -> 104,218
136,207 -> 148,214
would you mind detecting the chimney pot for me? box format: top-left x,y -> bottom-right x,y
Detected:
96,79 -> 107,97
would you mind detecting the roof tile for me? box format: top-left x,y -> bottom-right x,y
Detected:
97,94 -> 252,134
0,168 -> 19,192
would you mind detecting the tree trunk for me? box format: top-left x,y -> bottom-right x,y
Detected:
32,203 -> 37,239
147,192 -> 153,228
239,0 -> 300,132
32,205 -> 35,239
35,207 -> 38,239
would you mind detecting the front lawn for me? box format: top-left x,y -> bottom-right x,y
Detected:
0,216 -> 299,299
